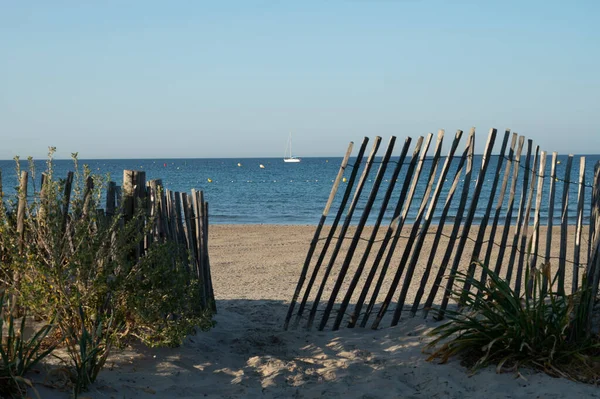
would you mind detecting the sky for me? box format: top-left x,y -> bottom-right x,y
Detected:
1,0 -> 598,159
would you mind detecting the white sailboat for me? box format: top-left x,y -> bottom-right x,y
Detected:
284,133 -> 301,163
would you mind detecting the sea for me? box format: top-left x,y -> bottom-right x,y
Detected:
0,155 -> 599,226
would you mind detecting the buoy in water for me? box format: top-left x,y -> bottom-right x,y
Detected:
237,163 -> 242,167
343,177 -> 347,182
207,178 -> 213,183
259,164 -> 265,169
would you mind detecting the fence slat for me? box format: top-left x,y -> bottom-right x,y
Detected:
191,189 -> 208,309
181,193 -> 197,266
542,152 -> 559,292
106,180 -> 116,218
61,172 -> 75,233
505,139 -> 533,287
159,183 -> 170,239
585,162 -> 600,333
572,157 -> 586,293
557,155 -> 574,295
588,161 -> 597,270
16,171 -> 28,254
493,136 -> 526,276
174,192 -> 188,272
514,145 -> 539,298
204,201 -> 216,312
480,133 -> 518,281
526,151 -> 547,297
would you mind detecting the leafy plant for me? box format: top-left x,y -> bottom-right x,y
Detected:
0,291 -> 59,398
427,262 -> 600,383
63,306 -> 115,396
0,149 -> 215,394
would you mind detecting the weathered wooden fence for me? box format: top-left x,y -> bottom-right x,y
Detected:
119,170 -> 216,312
285,128 -> 600,331
6,168 -> 216,312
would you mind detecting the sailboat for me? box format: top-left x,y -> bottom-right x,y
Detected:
284,133 -> 301,163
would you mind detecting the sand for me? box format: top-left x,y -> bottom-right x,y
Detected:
37,224 -> 599,398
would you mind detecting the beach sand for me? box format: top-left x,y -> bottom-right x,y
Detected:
38,224 -> 599,398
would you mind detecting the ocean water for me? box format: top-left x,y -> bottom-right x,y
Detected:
0,154 -> 599,225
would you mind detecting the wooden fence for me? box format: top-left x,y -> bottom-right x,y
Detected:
119,170 -> 216,312
284,128 -> 600,331
6,168 -> 216,313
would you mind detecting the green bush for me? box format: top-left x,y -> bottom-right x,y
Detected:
0,149 -> 215,394
426,262 -> 600,382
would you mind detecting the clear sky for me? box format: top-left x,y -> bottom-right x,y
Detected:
1,0 -> 598,159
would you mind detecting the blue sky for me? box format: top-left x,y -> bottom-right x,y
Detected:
1,0 -> 598,159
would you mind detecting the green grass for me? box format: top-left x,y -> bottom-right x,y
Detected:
0,292 -> 59,398
426,262 -> 600,383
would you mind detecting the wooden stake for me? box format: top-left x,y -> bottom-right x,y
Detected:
505,139 -> 533,286
557,155 -> 573,295
493,136 -> 525,276
514,145 -> 538,298
572,157 -> 586,293
526,151 -> 547,297
543,152 -> 558,292
16,171 -> 28,255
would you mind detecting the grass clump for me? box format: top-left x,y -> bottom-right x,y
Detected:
427,262 -> 600,383
0,291 -> 59,398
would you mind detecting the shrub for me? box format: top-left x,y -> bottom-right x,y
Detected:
426,262 -> 600,383
0,149 -> 215,394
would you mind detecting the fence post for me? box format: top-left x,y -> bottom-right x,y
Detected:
122,170 -> 146,259
16,171 -> 28,255
585,161 -> 600,334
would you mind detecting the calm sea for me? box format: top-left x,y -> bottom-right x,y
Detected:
0,155 -> 599,225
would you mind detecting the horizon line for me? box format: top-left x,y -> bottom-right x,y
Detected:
2,153 -> 600,162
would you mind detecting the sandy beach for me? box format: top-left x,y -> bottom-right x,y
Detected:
38,224 -> 599,399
